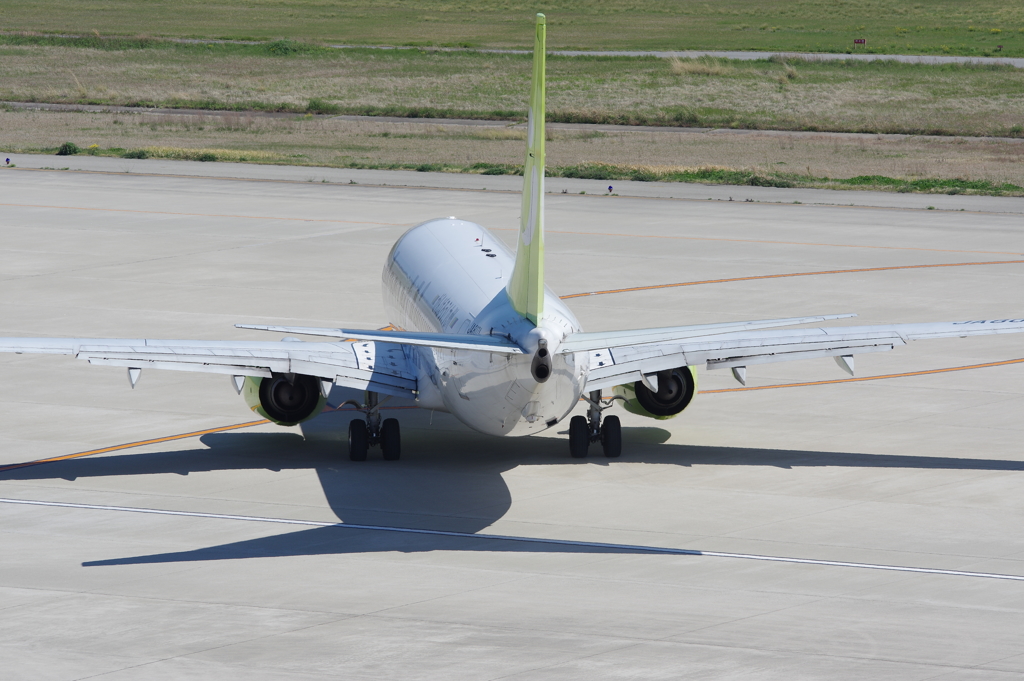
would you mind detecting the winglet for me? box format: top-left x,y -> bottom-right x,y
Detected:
506,13 -> 546,326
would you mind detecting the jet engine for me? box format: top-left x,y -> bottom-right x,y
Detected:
613,366 -> 697,420
241,373 -> 327,426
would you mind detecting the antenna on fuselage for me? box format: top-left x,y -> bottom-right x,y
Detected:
506,13 -> 546,326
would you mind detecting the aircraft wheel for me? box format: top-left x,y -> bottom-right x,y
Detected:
348,419 -> 368,461
569,415 -> 589,458
601,415 -> 622,458
381,418 -> 401,461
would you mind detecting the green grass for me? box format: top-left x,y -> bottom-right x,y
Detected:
1,0 -> 1023,56
0,33 -> 331,56
545,162 -> 1023,194
32,144 -> 287,164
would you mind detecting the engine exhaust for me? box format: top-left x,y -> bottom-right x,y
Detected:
531,339 -> 552,383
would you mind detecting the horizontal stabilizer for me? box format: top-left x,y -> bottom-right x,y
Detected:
236,324 -> 524,354
559,314 -> 857,354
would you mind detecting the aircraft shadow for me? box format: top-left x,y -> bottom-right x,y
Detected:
3,396 -> 1023,566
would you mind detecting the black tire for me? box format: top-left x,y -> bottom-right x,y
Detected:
569,415 -> 589,459
601,415 -> 622,458
381,418 -> 401,461
348,419 -> 368,461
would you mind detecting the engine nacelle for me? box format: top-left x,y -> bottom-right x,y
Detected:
242,373 -> 327,426
613,366 -> 697,420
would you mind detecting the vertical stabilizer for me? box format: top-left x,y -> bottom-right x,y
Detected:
507,13 -> 546,326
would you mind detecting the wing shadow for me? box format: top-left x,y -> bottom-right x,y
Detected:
4,398 -> 1024,566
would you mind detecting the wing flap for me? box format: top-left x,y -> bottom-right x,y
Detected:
584,336 -> 900,392
702,339 -> 898,370
582,318 -> 1024,392
84,357 -> 275,378
0,337 -> 418,398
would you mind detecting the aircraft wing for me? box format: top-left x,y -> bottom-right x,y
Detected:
0,337 -> 417,398
578,318 -> 1024,392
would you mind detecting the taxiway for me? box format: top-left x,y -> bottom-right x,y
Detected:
2,159 -> 1024,679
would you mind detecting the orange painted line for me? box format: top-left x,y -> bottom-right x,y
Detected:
0,405 -> 421,473
699,357 -> 1024,394
0,419 -> 269,474
491,226 -> 1023,256
0,202 -> 405,227
560,259 -> 1024,299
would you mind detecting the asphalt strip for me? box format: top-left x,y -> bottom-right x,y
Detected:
1,497 -> 1021,581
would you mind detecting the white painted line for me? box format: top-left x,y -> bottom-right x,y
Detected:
2,497 -> 1022,581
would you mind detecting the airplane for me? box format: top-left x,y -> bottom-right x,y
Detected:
3,14 -> 1024,461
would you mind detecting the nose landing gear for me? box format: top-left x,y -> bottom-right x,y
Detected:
569,391 -> 622,459
343,391 -> 401,461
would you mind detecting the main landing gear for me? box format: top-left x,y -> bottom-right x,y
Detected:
569,390 -> 622,459
343,391 -> 401,461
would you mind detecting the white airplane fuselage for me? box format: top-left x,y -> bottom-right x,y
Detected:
382,218 -> 587,436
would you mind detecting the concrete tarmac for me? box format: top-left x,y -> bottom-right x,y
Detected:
2,162 -> 1024,680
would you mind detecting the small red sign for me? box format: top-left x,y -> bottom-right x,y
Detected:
854,38 -> 866,44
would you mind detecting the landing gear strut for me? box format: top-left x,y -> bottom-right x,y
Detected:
569,391 -> 622,459
343,391 -> 401,461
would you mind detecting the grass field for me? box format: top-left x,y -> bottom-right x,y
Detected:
3,109 -> 1021,195
1,0 -> 1022,56
2,42 -> 1022,138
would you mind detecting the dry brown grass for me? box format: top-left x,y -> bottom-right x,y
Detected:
3,109 -> 1022,187
668,56 -> 736,77
0,44 -> 1022,137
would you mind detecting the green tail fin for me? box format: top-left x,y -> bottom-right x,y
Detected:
507,13 -> 546,326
